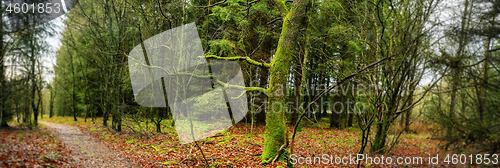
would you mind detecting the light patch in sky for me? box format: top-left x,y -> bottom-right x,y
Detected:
43,15 -> 66,83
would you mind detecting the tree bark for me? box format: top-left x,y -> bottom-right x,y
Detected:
347,83 -> 356,127
261,0 -> 307,163
478,21 -> 493,122
49,86 -> 55,118
330,95 -> 341,128
254,68 -> 269,122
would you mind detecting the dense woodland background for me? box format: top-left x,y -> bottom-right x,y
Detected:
0,0 -> 499,166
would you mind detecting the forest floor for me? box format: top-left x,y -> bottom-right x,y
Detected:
39,121 -> 137,167
3,116 -> 474,167
0,120 -> 136,168
0,122 -> 74,167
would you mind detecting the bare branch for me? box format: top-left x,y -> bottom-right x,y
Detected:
267,17 -> 282,25
290,55 -> 393,155
488,47 -> 500,52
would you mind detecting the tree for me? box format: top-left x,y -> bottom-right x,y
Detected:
425,0 -> 500,153
1,0 -> 54,127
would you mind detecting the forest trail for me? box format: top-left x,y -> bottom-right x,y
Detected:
39,121 -> 136,168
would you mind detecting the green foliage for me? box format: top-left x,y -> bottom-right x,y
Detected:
207,39 -> 237,56
347,41 -> 362,53
211,6 -> 233,22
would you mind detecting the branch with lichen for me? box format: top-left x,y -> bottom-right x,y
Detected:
189,0 -> 227,8
215,79 -> 267,95
204,55 -> 271,68
127,53 -> 267,96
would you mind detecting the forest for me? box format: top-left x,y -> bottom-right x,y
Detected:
0,0 -> 499,167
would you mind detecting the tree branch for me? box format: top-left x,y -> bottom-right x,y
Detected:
267,17 -> 282,25
273,0 -> 289,16
239,0 -> 261,12
204,55 -> 271,68
189,0 -> 227,8
488,47 -> 500,52
290,55 -> 393,155
127,53 -> 268,96
393,74 -> 445,116
216,79 -> 267,95
271,144 -> 286,163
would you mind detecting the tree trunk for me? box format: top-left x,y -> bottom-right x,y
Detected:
30,27 -> 39,126
0,1 -> 5,127
261,0 -> 307,163
448,0 -> 469,138
404,95 -> 413,132
330,95 -> 341,128
291,79 -> 299,125
347,82 -> 356,127
102,89 -> 108,126
156,107 -> 163,133
70,51 -> 78,122
40,99 -> 44,119
478,26 -> 492,122
254,67 -> 269,123
372,121 -> 388,154
347,111 -> 353,127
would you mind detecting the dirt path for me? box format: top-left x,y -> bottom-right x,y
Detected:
39,121 -> 136,168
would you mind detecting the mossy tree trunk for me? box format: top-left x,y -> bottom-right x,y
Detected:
260,0 -> 307,163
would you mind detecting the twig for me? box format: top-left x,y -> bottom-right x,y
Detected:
41,164 -> 57,168
271,144 -> 287,164
189,0 -> 227,8
209,134 -> 224,138
488,47 -> 500,52
180,147 -> 194,164
267,17 -> 282,25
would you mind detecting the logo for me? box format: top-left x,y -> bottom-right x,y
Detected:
5,0 -> 74,32
127,23 -> 247,144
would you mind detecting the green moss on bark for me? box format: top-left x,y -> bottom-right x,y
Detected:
261,10 -> 294,164
261,0 -> 306,164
